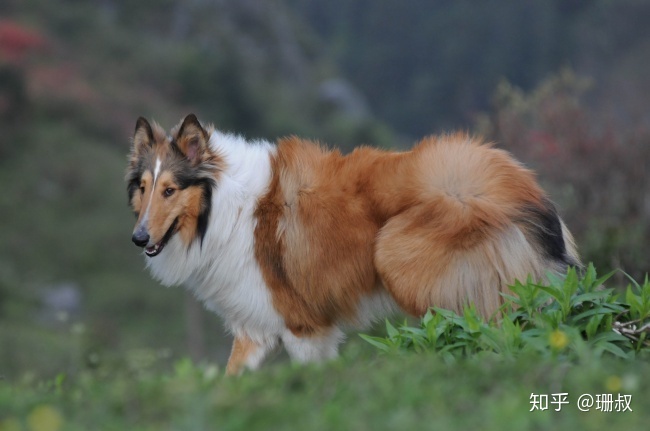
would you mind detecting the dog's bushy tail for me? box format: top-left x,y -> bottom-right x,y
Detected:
374,135 -> 580,319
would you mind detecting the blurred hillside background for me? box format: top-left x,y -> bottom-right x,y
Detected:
0,0 -> 649,379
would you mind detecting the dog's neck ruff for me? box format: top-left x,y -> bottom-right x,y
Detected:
144,130 -> 282,335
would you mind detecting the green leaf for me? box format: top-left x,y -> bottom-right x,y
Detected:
572,289 -> 614,305
592,268 -> 618,290
386,319 -> 400,340
598,341 -> 632,359
422,309 -> 435,326
585,314 -> 604,339
626,286 -> 642,318
463,304 -> 482,333
479,326 -> 504,352
359,334 -> 392,352
571,307 -> 611,323
537,284 -> 564,304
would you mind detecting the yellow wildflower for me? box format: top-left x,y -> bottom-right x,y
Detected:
549,329 -> 569,350
26,405 -> 63,431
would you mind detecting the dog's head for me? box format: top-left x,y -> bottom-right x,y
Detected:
125,114 -> 221,257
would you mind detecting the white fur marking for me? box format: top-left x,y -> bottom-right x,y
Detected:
244,338 -> 279,371
153,157 -> 162,184
282,327 -> 344,363
348,289 -> 400,329
141,157 -> 162,228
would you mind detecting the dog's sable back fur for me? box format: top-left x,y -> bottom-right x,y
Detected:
126,115 -> 580,374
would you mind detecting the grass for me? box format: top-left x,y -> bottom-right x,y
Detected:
3,267 -> 650,431
1,343 -> 649,431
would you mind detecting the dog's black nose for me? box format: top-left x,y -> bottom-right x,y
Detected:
132,227 -> 150,247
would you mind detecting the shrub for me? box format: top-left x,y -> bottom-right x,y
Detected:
361,264 -> 650,361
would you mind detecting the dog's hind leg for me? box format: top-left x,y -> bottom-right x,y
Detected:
281,326 -> 344,364
374,205 -> 545,320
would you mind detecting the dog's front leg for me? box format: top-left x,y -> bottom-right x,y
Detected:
225,334 -> 277,376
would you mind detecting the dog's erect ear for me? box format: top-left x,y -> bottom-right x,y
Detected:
176,114 -> 210,165
132,117 -> 155,155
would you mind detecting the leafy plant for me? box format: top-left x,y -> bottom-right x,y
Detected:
361,264 -> 650,361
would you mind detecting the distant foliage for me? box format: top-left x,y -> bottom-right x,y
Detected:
361,264 -> 650,361
291,0 -> 574,135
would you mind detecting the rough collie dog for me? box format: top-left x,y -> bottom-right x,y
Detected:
126,114 -> 579,374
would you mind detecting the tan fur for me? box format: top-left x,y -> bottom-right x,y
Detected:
254,133 -> 575,332
225,335 -> 258,376
255,138 -> 387,335
374,136 -> 548,317
176,186 -> 207,247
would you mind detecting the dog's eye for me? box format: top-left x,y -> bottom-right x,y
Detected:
164,188 -> 175,197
